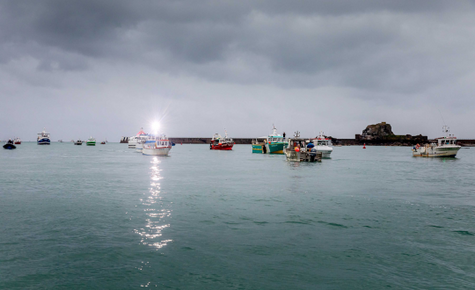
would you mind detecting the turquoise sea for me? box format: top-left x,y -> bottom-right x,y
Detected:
1,143 -> 474,289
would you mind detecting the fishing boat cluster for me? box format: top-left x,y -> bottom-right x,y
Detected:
3,125 -> 463,160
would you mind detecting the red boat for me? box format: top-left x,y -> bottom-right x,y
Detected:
14,138 -> 21,144
210,132 -> 234,150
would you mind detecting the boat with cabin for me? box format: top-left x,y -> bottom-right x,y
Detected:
252,125 -> 287,154
210,131 -> 234,150
74,140 -> 83,145
284,131 -> 322,162
14,138 -> 21,145
37,129 -> 51,145
310,132 -> 333,158
412,126 -> 461,157
86,137 -> 96,146
142,134 -> 172,156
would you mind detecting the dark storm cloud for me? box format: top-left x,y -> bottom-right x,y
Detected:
2,0 -> 474,91
1,0 -> 475,140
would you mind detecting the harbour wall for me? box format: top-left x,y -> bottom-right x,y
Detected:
170,138 -> 475,146
121,137 -> 475,146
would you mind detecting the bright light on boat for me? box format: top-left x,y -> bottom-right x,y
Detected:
151,121 -> 160,134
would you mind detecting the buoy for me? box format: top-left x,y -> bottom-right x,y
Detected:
363,143 -> 366,149
295,147 -> 300,152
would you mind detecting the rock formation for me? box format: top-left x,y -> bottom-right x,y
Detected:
361,122 -> 394,140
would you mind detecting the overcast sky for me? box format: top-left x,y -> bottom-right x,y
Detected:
1,0 -> 474,141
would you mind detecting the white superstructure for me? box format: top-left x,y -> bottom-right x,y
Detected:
128,127 -> 147,148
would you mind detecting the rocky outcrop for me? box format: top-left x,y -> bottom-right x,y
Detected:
353,122 -> 428,145
361,122 -> 394,140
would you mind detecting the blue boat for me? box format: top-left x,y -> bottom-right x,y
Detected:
37,128 -> 51,145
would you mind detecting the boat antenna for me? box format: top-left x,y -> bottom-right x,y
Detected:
437,108 -> 447,127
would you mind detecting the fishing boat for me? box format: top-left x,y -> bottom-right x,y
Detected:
252,125 -> 287,154
14,138 -> 21,145
74,140 -> 83,145
310,132 -> 333,158
284,131 -> 322,162
86,137 -> 96,146
101,140 -> 107,145
412,126 -> 461,157
210,131 -> 234,150
3,139 -> 16,150
37,128 -> 51,145
128,128 -> 147,148
142,134 -> 172,156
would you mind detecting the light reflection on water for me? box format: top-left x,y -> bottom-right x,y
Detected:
134,157 -> 172,249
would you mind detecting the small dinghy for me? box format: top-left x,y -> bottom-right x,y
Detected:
3,139 -> 16,150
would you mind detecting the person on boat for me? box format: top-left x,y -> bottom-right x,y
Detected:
283,132 -> 286,139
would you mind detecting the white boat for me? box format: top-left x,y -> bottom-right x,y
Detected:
310,132 -> 333,158
128,127 -> 147,148
412,126 -> 461,157
37,128 -> 51,145
142,135 -> 172,156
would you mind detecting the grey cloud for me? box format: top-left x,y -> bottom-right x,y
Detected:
1,0 -> 475,139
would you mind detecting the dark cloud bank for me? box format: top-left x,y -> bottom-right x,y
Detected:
1,0 -> 474,140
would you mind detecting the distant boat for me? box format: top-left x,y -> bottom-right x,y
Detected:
309,132 -> 333,158
86,137 -> 96,146
252,125 -> 287,154
284,131 -> 322,162
14,138 -> 21,145
37,128 -> 51,145
142,134 -> 172,156
210,131 -> 234,150
3,139 -> 16,150
412,126 -> 461,157
128,128 -> 147,148
74,140 -> 83,145
101,140 -> 107,145
58,140 -> 63,143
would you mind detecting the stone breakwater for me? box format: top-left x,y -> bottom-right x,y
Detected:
166,137 -> 475,146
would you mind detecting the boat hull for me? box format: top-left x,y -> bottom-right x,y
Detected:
74,142 -> 83,145
267,142 -> 287,154
412,146 -> 460,157
3,144 -> 16,150
315,146 -> 333,158
284,149 -> 322,162
86,142 -> 96,146
37,138 -> 51,145
142,147 -> 171,156
128,139 -> 137,148
210,143 -> 233,150
252,144 -> 264,153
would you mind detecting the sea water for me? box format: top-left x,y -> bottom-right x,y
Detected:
1,143 -> 474,289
